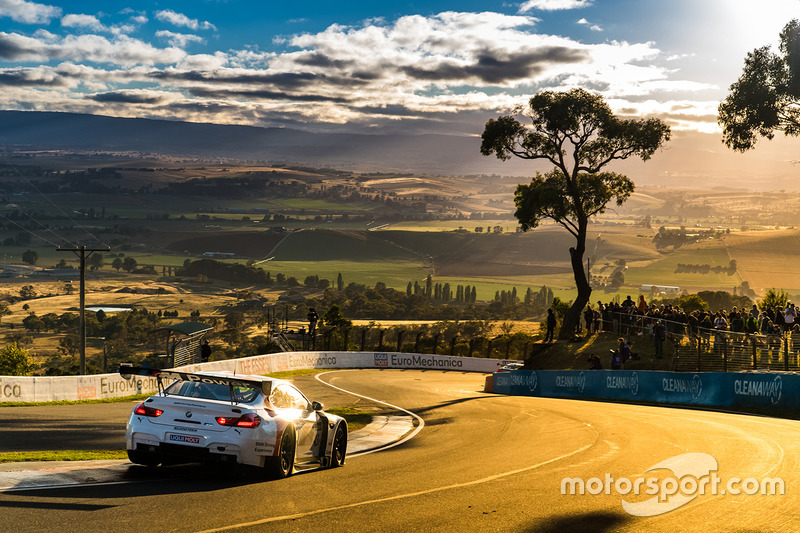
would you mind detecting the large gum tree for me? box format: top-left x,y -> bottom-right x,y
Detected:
480,88 -> 671,340
718,19 -> 800,151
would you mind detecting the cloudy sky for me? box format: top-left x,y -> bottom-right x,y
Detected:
1,0 -> 799,139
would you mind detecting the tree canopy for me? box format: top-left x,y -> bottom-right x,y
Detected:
481,88 -> 670,338
719,19 -> 800,151
0,343 -> 35,376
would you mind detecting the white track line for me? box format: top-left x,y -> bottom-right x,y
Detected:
315,370 -> 425,457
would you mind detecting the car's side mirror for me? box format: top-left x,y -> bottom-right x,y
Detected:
311,401 -> 324,411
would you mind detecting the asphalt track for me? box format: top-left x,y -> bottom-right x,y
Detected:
2,369 -> 800,532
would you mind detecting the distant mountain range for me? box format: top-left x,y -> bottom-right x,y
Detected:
0,110 -> 538,176
0,110 -> 796,189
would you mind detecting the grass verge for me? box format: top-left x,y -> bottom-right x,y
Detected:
0,450 -> 128,463
524,331 -> 674,372
0,394 -> 150,408
325,407 -> 373,432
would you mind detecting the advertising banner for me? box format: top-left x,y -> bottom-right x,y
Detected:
1,351 -> 518,403
492,369 -> 800,414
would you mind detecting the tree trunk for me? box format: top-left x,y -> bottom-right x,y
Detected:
558,226 -> 592,340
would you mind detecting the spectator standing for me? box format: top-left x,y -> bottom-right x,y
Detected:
637,295 -> 647,314
611,348 -> 624,370
653,320 -> 666,359
622,296 -> 635,310
200,339 -> 211,363
307,307 -> 319,336
584,305 -> 594,335
545,309 -> 557,343
784,303 -> 796,333
713,311 -> 728,351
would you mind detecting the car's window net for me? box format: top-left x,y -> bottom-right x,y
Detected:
164,380 -> 261,403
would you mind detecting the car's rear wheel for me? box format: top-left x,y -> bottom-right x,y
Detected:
127,448 -> 160,467
266,427 -> 295,479
328,423 -> 347,468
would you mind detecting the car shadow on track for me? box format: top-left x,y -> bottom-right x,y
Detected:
525,511 -> 632,532
0,463 -> 276,506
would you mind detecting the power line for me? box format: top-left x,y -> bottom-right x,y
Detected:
0,157 -> 111,248
0,211 -> 64,248
2,202 -> 77,248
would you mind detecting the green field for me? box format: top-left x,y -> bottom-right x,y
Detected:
8,157 -> 800,308
258,259 -> 427,291
624,242 -> 739,292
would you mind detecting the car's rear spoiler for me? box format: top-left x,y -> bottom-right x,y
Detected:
119,365 -> 271,400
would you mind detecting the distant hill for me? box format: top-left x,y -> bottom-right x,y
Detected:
0,110 -> 539,176
0,110 -> 797,189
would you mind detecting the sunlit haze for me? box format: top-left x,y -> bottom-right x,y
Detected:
1,0 -> 799,184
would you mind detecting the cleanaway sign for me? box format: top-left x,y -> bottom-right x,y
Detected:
492,370 -> 799,412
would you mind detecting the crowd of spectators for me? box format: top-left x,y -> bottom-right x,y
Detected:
579,295 -> 800,340
573,296 -> 800,370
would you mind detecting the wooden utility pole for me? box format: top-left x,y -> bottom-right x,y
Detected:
57,245 -> 110,374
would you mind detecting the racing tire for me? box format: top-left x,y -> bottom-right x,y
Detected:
266,427 -> 296,479
127,449 -> 160,467
328,423 -> 347,468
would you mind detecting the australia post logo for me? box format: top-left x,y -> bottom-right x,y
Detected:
374,353 -> 389,367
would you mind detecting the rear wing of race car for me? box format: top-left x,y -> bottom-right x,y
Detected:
119,365 -> 272,402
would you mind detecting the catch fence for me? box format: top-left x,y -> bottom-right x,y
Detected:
598,311 -> 800,372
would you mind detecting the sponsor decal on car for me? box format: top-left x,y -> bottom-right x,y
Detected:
169,434 -> 201,444
254,441 -> 276,455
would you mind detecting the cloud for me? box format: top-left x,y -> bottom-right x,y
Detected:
0,0 -> 60,24
577,18 -> 602,32
0,66 -> 71,86
87,89 -> 175,104
0,31 -> 185,65
61,14 -> 107,32
0,9 -> 717,135
187,86 -> 351,103
156,30 -> 205,48
401,46 -> 589,83
518,0 -> 592,13
155,9 -> 216,31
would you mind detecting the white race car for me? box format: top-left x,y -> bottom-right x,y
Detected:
119,366 -> 347,478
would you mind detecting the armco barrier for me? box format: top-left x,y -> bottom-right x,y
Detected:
0,352 -> 519,403
492,369 -> 791,412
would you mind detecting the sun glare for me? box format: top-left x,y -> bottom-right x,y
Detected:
721,0 -> 800,51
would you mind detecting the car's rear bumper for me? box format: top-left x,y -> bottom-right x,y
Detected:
128,430 -> 270,467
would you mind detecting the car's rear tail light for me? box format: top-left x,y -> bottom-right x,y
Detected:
134,402 -> 163,417
216,413 -> 261,428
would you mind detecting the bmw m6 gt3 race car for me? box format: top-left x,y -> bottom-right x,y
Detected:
119,366 -> 347,478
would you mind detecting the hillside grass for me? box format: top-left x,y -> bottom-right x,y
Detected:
624,241 -> 739,291
523,331 -> 674,372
